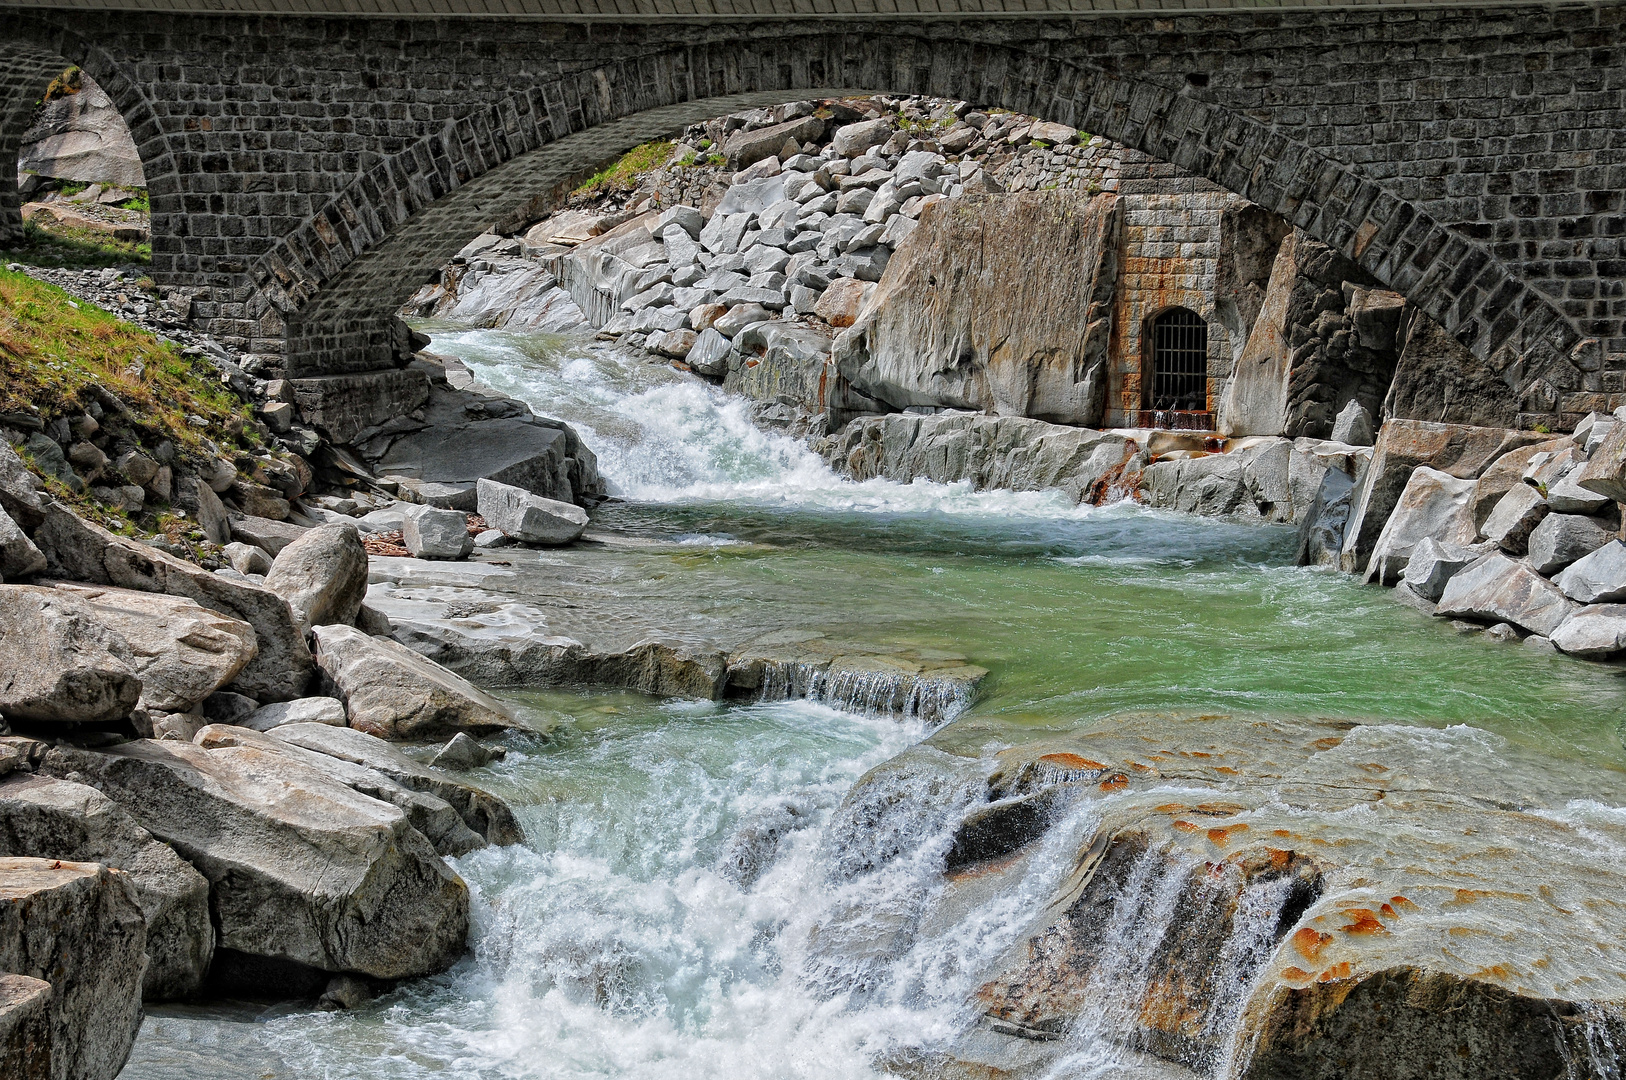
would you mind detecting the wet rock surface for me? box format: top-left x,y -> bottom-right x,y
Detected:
838,711 -> 1626,1080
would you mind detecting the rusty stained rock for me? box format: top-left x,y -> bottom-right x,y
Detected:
872,711 -> 1626,1078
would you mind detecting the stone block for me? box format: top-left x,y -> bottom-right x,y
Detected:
1364,467 -> 1479,584
1435,553 -> 1574,636
288,370 -> 431,445
1527,513 -> 1617,576
1553,541 -> 1626,603
1478,483 -> 1549,555
1551,604 -> 1626,658
476,478 -> 588,546
403,507 -> 473,561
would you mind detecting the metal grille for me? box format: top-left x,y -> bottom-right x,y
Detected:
1149,308 -> 1209,412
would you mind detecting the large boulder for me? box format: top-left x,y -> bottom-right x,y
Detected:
1575,422 -> 1626,502
31,505 -> 314,701
1401,537 -> 1485,603
0,858 -> 145,1080
50,584 -> 257,715
1527,513 -> 1617,576
1478,483 -> 1549,555
832,192 -> 1118,425
1362,467 -> 1478,585
193,725 -> 487,858
1551,604 -> 1626,658
311,623 -> 521,741
35,740 -> 469,984
0,586 -> 141,725
262,523 -> 369,634
1467,436 -> 1572,529
0,773 -> 213,1000
0,974 -> 50,1080
403,507 -> 473,560
17,73 -> 144,187
723,115 -> 824,168
476,478 -> 588,546
1340,420 -> 1547,575
267,722 -> 523,847
1553,540 -> 1626,604
1434,553 -> 1574,636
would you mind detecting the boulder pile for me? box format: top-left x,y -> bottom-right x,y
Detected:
0,440 -> 533,1077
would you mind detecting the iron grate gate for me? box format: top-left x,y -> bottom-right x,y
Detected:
1149,308 -> 1209,412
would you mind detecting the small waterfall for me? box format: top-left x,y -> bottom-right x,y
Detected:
745,658 -> 979,725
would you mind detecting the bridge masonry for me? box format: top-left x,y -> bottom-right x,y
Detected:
1,2 -> 1625,431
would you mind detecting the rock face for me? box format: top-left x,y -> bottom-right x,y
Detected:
31,505 -> 313,702
832,193 -> 1118,425
0,773 -> 213,1001
1434,553 -> 1574,636
1384,309 -> 1520,429
1217,232 -> 1298,438
365,369 -> 604,511
823,413 -> 1134,504
36,739 -> 470,984
0,857 -> 146,1080
263,523 -> 370,633
476,478 -> 589,546
0,585 -> 142,725
847,712 -> 1626,1080
312,623 -> 521,741
17,74 -> 145,188
0,974 -> 50,1080
51,584 -> 258,715
1478,483 -> 1549,554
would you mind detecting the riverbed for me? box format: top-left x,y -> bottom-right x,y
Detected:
123,325 -> 1626,1079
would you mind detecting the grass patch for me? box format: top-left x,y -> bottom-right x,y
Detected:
573,140 -> 676,198
1,219 -> 150,269
0,267 -> 249,450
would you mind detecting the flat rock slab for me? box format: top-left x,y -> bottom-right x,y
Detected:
0,772 -> 213,1001
36,739 -> 469,982
0,585 -> 142,725
264,722 -> 523,847
312,623 -> 521,741
32,505 -> 313,702
52,583 -> 258,715
0,857 -> 146,1080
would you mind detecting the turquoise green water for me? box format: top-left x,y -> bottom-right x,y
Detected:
124,325 -> 1626,1079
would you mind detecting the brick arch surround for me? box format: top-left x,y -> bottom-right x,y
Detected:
0,34 -> 170,253
1,4 -> 1622,427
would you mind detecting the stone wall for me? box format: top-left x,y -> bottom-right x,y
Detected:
2,4 -> 1621,429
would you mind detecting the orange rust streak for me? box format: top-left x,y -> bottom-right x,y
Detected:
1312,737 -> 1344,750
1292,928 -> 1333,962
1172,821 -> 1199,833
1099,774 -> 1130,792
1390,896 -> 1418,911
1316,962 -> 1353,982
1339,909 -> 1388,935
1038,753 -> 1108,771
1281,966 -> 1313,982
1214,766 -> 1241,775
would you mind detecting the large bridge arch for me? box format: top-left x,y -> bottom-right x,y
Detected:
1,3 -> 1619,427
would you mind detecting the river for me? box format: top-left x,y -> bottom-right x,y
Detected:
124,325 -> 1626,1079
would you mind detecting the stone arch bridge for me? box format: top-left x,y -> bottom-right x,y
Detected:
1,0 -> 1623,429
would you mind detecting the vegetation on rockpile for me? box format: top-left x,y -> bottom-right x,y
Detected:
0,268 -> 248,446
572,140 -> 677,198
2,218 -> 151,269
43,66 -> 82,103
0,267 -> 258,542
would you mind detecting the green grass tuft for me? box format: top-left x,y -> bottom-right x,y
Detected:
573,140 -> 677,198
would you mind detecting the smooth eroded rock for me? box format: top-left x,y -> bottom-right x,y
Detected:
1527,513 -> 1617,576
1363,467 -> 1478,584
312,623 -> 520,741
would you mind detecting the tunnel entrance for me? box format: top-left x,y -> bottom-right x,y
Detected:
1141,307 -> 1211,429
